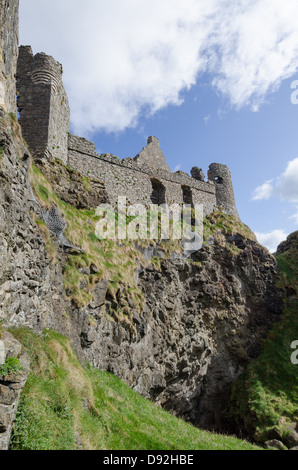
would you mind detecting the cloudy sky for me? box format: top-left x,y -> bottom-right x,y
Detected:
19,0 -> 298,252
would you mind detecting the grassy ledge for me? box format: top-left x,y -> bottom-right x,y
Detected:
30,162 -> 148,324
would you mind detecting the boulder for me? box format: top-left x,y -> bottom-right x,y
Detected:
264,440 -> 287,451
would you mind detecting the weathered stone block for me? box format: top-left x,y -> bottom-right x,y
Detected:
89,280 -> 109,309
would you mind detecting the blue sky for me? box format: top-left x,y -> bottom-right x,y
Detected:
19,0 -> 298,252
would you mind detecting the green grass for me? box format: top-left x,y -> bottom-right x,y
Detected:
0,357 -> 23,377
35,219 -> 57,263
8,112 -> 17,122
30,163 -> 145,315
203,211 -> 256,245
9,328 -> 260,451
227,232 -> 298,443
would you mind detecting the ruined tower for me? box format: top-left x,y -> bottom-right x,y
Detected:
208,163 -> 239,217
16,46 -> 70,164
0,0 -> 19,114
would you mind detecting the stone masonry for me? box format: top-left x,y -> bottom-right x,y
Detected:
67,132 -> 239,216
68,134 -> 219,214
17,46 -> 70,164
0,0 -> 19,115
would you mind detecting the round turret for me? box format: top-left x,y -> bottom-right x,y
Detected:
208,163 -> 239,217
32,53 -> 63,92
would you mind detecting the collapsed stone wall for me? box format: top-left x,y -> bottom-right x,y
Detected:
0,0 -> 19,114
134,136 -> 171,173
17,46 -> 70,164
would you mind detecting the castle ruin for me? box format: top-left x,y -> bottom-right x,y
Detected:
16,45 -> 239,218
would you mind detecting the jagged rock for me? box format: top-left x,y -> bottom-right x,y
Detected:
0,332 -> 30,451
89,280 -> 109,309
283,428 -> 298,449
276,231 -> 298,255
75,236 -> 282,431
264,440 -> 287,451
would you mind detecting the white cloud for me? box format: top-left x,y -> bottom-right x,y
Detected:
19,0 -> 298,134
252,158 -> 298,222
290,207 -> 298,224
174,164 -> 182,172
275,158 -> 298,203
255,229 -> 288,253
252,180 -> 274,201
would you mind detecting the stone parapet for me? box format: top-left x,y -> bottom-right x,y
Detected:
68,134 -> 216,195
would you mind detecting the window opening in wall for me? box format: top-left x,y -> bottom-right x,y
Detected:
214,176 -> 224,184
151,179 -> 166,205
182,185 -> 193,205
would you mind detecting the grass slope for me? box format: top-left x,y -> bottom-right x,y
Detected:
228,232 -> 298,443
9,329 -> 260,451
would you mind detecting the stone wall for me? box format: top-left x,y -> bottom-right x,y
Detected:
0,0 -> 19,114
68,134 -> 218,214
17,46 -> 70,164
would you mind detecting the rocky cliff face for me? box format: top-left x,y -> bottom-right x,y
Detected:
0,110 -> 284,437
0,331 -> 30,450
78,232 -> 282,431
0,0 -> 285,442
0,111 -> 66,332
